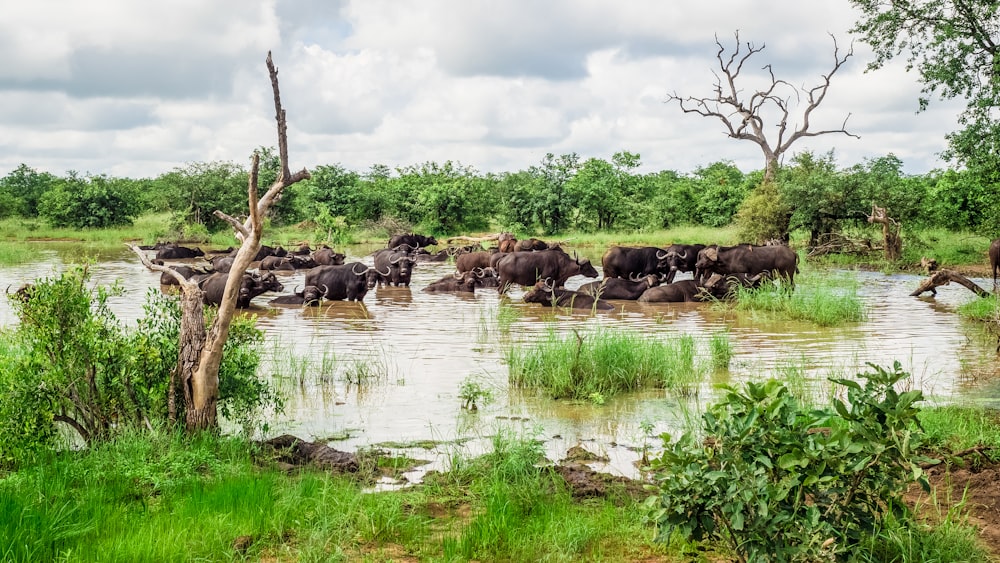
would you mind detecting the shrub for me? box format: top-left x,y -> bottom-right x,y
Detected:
646,362 -> 934,562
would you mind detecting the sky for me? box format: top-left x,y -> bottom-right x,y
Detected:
0,0 -> 968,180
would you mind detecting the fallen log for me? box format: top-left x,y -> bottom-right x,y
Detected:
445,233 -> 502,245
911,269 -> 992,298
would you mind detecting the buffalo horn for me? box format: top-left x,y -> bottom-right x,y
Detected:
656,249 -> 668,260
453,271 -> 464,279
351,263 -> 367,275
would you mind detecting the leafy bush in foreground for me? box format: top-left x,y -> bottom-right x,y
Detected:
646,362 -> 934,562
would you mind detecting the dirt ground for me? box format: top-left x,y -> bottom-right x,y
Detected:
907,457 -> 1000,557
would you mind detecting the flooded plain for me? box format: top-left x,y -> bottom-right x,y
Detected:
1,242 -> 997,480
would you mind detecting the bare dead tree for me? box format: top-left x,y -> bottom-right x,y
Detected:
867,203 -> 902,261
129,52 -> 310,431
667,31 -> 859,184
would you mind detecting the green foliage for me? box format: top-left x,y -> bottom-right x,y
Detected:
720,273 -> 868,327
148,161 -> 250,232
0,271 -> 276,467
646,362 -> 935,562
0,164 -> 56,218
458,376 -> 494,411
37,173 -> 142,228
136,290 -> 279,436
735,181 -> 792,243
850,0 -> 1000,175
692,161 -> 752,227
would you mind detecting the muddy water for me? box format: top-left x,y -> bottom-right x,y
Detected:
1,243 -> 997,481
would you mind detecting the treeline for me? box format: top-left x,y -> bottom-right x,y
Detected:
1,148 -> 997,241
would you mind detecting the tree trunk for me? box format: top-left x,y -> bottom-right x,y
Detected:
867,204 -> 902,261
129,52 -> 310,433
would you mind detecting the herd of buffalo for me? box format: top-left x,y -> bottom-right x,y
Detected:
141,233 -> 800,311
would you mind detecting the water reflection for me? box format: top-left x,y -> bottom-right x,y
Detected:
0,244 -> 997,478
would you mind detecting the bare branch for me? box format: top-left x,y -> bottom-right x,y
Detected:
212,211 -> 250,240
127,243 -> 197,289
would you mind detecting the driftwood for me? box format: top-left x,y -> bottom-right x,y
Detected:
911,269 -> 992,298
445,233 -> 502,245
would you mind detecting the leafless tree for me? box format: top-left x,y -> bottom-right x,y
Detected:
129,52 -> 310,431
668,31 -> 859,184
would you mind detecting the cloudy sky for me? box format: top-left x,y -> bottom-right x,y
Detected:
0,0 -> 967,180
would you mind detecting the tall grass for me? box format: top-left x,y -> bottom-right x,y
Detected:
507,328 -> 707,399
719,273 -> 867,326
957,295 -> 998,322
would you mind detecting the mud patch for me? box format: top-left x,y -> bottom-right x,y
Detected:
907,457 -> 1000,556
554,462 -> 647,500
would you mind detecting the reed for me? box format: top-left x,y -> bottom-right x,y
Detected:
721,273 -> 867,327
708,330 -> 733,370
506,328 -> 707,400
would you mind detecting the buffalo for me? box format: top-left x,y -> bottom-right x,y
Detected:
637,280 -> 707,303
456,251 -> 495,273
373,249 -> 416,287
513,238 -> 549,252
522,280 -> 614,310
660,243 -> 707,283
200,271 -> 284,308
423,271 -> 479,293
260,255 -> 317,271
158,264 -> 212,286
304,262 -> 382,301
388,233 -> 438,250
600,246 -> 670,279
211,255 -> 235,273
497,232 -> 517,253
155,245 -> 204,260
496,249 -> 599,293
415,249 -> 451,262
313,247 -> 346,266
991,238 -> 1000,288
269,285 -> 324,306
577,274 -> 662,300
701,272 -> 767,298
695,244 -> 799,287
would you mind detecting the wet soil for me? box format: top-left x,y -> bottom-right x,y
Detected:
908,455 -> 1000,557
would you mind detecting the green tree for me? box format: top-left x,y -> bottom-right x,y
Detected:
531,153 -> 579,234
293,163 -> 363,224
400,161 -> 491,233
38,173 -> 142,228
0,164 -> 56,218
780,151 -> 856,246
850,0 -> 1000,172
565,157 -> 621,231
691,161 -> 752,227
153,161 -> 250,232
494,170 -> 540,232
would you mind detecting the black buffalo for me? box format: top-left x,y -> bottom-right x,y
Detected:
637,280 -> 707,303
388,233 -> 438,250
695,244 -> 799,286
373,249 -> 416,287
415,249 -> 450,262
158,264 -> 211,286
577,274 -> 662,300
513,238 -> 549,252
155,245 -> 205,260
661,244 -> 707,283
304,262 -> 382,301
210,255 -> 234,273
313,247 -> 346,266
600,246 -> 669,279
260,255 -> 318,271
496,249 -> 599,293
268,285 -> 324,306
456,251 -> 495,273
701,272 -> 768,298
199,272 -> 284,308
522,281 -> 614,310
422,271 -> 479,293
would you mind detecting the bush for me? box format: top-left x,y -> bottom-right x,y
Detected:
646,362 -> 934,561
37,173 -> 142,228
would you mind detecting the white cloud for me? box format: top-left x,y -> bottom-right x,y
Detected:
0,0 -> 973,179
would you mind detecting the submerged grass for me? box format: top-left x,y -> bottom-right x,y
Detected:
506,327 -> 707,400
717,273 -> 867,327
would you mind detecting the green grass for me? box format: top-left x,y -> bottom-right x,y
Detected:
0,427 -> 671,562
717,272 -> 868,327
919,405 -> 1000,456
958,295 -> 998,322
506,328 -> 707,399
